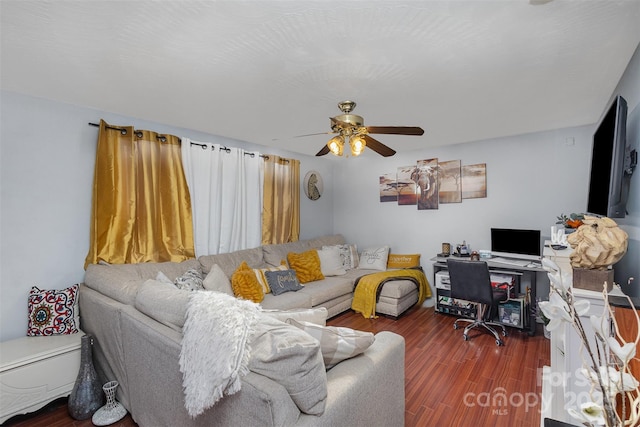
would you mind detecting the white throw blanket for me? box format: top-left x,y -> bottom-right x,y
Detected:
179,291 -> 260,418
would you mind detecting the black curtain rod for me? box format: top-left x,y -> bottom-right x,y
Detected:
88,122 -> 270,159
88,122 -> 172,142
190,141 -> 269,158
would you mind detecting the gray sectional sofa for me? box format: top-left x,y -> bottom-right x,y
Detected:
80,234 -> 408,426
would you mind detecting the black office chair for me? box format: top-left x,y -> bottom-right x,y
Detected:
447,258 -> 509,346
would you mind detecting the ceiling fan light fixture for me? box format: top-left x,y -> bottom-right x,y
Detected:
350,135 -> 366,156
327,135 -> 344,156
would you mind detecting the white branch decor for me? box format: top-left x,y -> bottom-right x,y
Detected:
539,258 -> 638,426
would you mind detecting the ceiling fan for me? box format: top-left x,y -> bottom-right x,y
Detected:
312,101 -> 424,157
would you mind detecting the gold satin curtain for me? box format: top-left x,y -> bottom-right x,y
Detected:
262,155 -> 300,244
84,120 -> 194,267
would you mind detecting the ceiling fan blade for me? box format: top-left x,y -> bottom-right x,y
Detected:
366,126 -> 424,136
363,135 -> 396,157
316,145 -> 330,156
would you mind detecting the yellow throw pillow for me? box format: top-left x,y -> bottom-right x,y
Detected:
287,250 -> 324,284
387,254 -> 421,269
253,261 -> 288,294
231,261 -> 264,303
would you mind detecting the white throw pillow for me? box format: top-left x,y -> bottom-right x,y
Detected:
359,246 -> 390,271
286,319 -> 375,369
317,246 -> 347,276
203,264 -> 234,296
322,244 -> 359,270
262,307 -> 329,326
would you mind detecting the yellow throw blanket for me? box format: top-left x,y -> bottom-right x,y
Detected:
351,269 -> 432,318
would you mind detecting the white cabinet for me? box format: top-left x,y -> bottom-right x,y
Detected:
543,288 -> 608,426
540,242 -> 623,426
0,332 -> 82,423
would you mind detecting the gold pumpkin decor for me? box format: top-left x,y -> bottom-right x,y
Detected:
567,215 -> 628,270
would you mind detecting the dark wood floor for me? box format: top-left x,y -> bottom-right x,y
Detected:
4,305 -> 549,427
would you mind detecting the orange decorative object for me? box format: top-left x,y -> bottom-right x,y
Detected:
566,219 -> 583,228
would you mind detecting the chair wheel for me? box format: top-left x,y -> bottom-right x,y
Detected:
496,339 -> 504,346
453,324 -> 459,330
502,330 -> 508,337
463,335 -> 469,341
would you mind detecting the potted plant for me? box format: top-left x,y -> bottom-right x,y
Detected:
556,212 -> 585,229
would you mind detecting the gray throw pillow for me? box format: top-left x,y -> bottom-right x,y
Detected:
264,269 -> 303,296
135,279 -> 189,330
203,264 -> 234,295
249,314 -> 327,415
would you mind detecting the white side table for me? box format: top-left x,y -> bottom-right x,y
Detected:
0,331 -> 83,424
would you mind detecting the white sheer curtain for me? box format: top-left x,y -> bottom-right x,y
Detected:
181,138 -> 263,257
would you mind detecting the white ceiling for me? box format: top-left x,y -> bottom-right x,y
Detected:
2,1 -> 640,157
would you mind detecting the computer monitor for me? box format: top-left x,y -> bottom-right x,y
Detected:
490,228 -> 541,261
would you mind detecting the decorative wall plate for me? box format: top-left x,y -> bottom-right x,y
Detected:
303,171 -> 323,200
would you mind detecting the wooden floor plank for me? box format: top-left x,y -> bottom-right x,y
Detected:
4,305 -> 549,426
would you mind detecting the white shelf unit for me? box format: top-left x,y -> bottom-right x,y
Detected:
539,242 -> 624,426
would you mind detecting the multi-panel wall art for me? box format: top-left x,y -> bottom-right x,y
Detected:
378,159 -> 486,209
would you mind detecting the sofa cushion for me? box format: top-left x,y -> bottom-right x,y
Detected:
259,291 -> 313,311
135,279 -> 189,330
249,314 -> 327,415
298,277 -> 354,306
341,268 -> 381,282
84,259 -> 201,305
306,234 -> 346,249
231,261 -> 264,303
286,319 -> 375,369
265,269 -> 304,296
262,240 -> 311,267
261,307 -> 328,326
317,246 -> 347,276
379,279 -> 419,299
387,253 -> 421,269
202,264 -> 234,295
198,246 -> 265,278
287,250 -> 324,284
359,246 -> 390,271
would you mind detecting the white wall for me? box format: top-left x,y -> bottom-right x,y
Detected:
1,42 -> 638,341
331,126 -> 593,296
0,91 -> 334,341
331,42 -> 640,298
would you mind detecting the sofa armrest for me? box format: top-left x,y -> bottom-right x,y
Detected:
297,331 -> 405,426
119,304 -> 301,427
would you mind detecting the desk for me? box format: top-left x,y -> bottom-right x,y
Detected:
431,256 -> 544,335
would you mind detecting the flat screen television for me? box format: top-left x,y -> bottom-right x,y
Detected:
586,95 -> 629,218
490,228 -> 541,261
